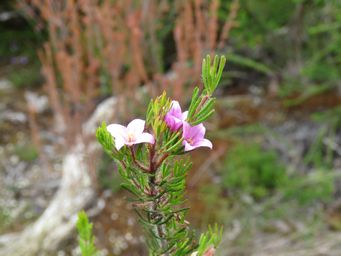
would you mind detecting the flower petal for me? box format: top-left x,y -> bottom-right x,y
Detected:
165,113 -> 183,131
182,111 -> 188,120
134,132 -> 155,145
170,101 -> 182,117
127,119 -> 145,136
182,121 -> 191,139
182,122 -> 205,140
183,141 -> 197,152
191,123 -> 205,141
107,124 -> 127,140
115,137 -> 126,150
197,138 -> 213,149
107,124 -> 128,150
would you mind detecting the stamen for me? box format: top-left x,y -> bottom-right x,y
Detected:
127,132 -> 135,143
187,138 -> 193,145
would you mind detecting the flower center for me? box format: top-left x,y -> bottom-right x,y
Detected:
186,138 -> 194,145
127,132 -> 135,143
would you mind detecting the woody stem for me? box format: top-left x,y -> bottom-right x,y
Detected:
149,170 -> 168,254
146,143 -> 168,254
155,153 -> 169,169
130,147 -> 149,172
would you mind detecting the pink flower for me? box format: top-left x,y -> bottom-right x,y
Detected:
182,122 -> 212,151
165,100 -> 188,131
107,119 -> 155,150
191,248 -> 215,256
203,247 -> 216,256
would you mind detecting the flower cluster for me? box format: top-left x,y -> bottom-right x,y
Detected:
107,100 -> 212,152
165,100 -> 212,151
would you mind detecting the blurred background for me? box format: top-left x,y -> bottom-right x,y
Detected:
0,0 -> 340,255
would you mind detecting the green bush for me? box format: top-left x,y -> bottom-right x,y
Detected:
283,170 -> 334,205
0,15 -> 42,88
222,143 -> 287,199
220,0 -> 341,96
221,141 -> 334,205
7,63 -> 41,88
14,143 -> 38,162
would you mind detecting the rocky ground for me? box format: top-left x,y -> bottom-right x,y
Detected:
0,79 -> 60,234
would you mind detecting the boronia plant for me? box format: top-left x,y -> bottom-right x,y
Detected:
78,55 -> 226,256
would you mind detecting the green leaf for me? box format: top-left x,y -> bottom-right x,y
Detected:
191,109 -> 215,126
196,224 -> 223,255
202,55 -> 227,94
96,122 -> 116,157
226,52 -> 272,75
76,211 -> 98,256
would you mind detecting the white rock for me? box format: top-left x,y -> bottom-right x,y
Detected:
25,91 -> 49,113
0,79 -> 13,91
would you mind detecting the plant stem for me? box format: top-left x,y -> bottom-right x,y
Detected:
130,144 -> 170,254
149,144 -> 156,172
149,174 -> 168,255
155,153 -> 169,169
148,143 -> 170,255
130,147 -> 150,172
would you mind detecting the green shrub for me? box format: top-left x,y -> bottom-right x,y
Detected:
221,141 -> 334,205
222,143 -> 287,199
283,170 -> 334,205
220,0 -> 341,96
7,63 -> 41,88
305,107 -> 341,168
0,12 -> 43,88
14,143 -> 38,162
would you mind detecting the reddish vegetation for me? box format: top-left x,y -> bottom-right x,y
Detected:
18,0 -> 239,144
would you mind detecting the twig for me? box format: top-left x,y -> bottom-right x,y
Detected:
155,153 -> 170,169
130,147 -> 150,172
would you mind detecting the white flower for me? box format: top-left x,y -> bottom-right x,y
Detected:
107,119 -> 154,150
